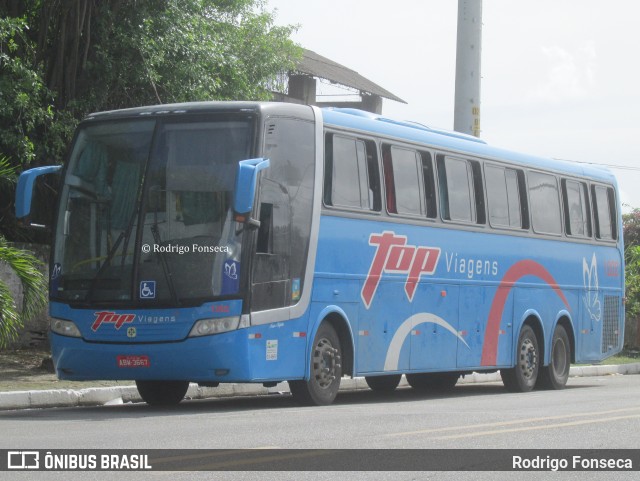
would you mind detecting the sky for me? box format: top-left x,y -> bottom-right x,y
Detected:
266,0 -> 640,210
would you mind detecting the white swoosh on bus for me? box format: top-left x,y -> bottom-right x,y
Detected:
383,313 -> 470,371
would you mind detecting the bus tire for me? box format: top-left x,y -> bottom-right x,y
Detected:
405,372 -> 459,391
135,380 -> 190,406
289,322 -> 342,406
365,374 -> 402,392
501,325 -> 539,392
537,325 -> 571,390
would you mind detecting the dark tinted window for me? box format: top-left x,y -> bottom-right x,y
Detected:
421,152 -> 437,218
528,171 -> 561,235
252,118 -> 315,310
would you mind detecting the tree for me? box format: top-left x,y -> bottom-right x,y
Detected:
0,0 -> 301,241
0,16 -> 54,166
0,156 -> 48,348
623,207 -> 640,347
2,0 -> 300,114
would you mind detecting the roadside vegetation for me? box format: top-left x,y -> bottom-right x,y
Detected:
0,156 -> 47,347
0,0 -> 301,346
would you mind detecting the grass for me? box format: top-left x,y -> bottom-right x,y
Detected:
601,352 -> 640,365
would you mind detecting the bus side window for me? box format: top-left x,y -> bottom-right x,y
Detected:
421,151 -> 437,219
528,171 -> 562,236
592,184 -> 617,240
324,134 -> 380,212
382,146 -> 396,214
561,179 -> 592,237
485,164 -> 524,229
436,154 -> 483,224
364,139 -> 381,211
383,144 -> 425,217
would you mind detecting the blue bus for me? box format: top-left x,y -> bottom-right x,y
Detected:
16,102 -> 624,405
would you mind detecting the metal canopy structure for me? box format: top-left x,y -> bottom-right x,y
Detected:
297,49 -> 406,104
273,49 -> 405,114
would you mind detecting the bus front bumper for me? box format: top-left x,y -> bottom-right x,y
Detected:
50,330 -> 252,383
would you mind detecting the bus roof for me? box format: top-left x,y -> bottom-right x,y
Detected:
82,101 -> 314,122
321,107 -> 617,185
82,101 -> 615,186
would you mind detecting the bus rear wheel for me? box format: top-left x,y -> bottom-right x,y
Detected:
365,374 -> 402,392
136,380 -> 190,406
537,325 -> 571,390
289,323 -> 342,406
501,325 -> 539,392
406,372 -> 459,391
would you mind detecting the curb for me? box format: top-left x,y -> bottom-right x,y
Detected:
1,363 -> 639,411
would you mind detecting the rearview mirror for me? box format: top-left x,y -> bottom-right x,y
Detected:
233,157 -> 270,217
15,165 -> 62,228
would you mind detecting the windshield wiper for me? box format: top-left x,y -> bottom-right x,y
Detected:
149,224 -> 179,305
84,230 -> 126,303
85,200 -> 138,303
148,186 -> 180,305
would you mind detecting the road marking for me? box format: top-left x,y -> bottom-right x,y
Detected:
433,414 -> 640,440
384,405 -> 640,438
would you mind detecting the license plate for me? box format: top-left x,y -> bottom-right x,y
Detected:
117,355 -> 150,368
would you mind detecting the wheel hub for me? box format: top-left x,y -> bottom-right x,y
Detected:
313,338 -> 340,389
519,338 -> 537,379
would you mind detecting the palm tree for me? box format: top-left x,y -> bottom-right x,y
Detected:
0,156 -> 48,348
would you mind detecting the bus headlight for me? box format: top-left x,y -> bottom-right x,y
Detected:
188,316 -> 240,337
51,318 -> 82,338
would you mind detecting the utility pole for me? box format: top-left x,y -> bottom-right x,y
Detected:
454,0 -> 483,137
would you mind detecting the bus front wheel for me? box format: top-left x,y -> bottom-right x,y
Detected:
289,323 -> 342,406
501,325 -> 539,392
136,380 -> 190,406
537,325 -> 571,390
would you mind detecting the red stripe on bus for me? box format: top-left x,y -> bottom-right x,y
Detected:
481,259 -> 570,366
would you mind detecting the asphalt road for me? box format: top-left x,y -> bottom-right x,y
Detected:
2,374 -> 640,480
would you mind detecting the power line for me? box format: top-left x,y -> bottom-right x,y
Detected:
555,158 -> 640,172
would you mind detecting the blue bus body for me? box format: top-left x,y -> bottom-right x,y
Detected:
17,102 -> 624,404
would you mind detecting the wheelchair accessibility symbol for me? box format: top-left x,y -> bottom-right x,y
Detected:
140,281 -> 156,299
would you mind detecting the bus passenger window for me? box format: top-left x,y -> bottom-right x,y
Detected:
385,145 -> 424,216
324,134 -> 380,211
562,179 -> 591,237
437,155 -> 477,223
486,164 -> 523,229
528,171 -> 562,235
592,185 -> 617,240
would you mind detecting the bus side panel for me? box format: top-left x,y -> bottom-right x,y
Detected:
356,280 -> 413,374
245,315 -> 310,381
457,285 -> 513,369
576,288 -> 624,363
408,282 -> 459,372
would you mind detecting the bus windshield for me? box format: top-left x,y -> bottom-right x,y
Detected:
52,115 -> 252,305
